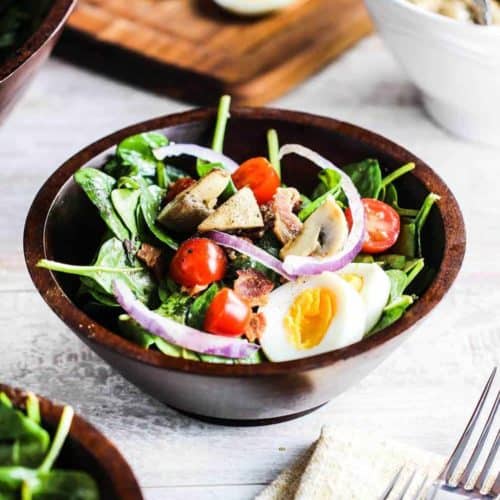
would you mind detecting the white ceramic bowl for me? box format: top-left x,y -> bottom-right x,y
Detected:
365,0 -> 500,146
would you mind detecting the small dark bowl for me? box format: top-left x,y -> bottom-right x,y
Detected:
0,383 -> 143,499
0,0 -> 76,121
24,107 -> 466,424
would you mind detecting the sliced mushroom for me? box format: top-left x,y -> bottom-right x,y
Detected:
198,187 -> 264,232
157,169 -> 230,232
280,197 -> 348,259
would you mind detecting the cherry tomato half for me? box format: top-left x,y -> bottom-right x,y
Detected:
203,288 -> 251,337
169,238 -> 227,287
232,157 -> 280,205
346,198 -> 401,254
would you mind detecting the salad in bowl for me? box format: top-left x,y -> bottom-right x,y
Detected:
37,96 -> 439,366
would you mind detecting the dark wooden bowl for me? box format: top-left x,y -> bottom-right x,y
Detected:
24,107 -> 466,424
0,0 -> 76,122
0,383 -> 143,499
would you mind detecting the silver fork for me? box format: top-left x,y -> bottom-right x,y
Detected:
427,367 -> 499,498
379,467 -> 428,500
380,368 -> 499,500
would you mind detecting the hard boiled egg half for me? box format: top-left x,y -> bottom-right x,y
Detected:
213,0 -> 300,16
259,265 -> 391,362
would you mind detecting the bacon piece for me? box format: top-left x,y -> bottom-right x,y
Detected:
234,269 -> 274,307
271,187 -> 303,245
165,177 -> 196,204
244,312 -> 267,342
136,243 -> 165,281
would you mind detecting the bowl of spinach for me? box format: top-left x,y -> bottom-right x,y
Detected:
0,383 -> 143,499
0,0 -> 76,121
24,105 -> 465,424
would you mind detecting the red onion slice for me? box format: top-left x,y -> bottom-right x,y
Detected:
205,230 -> 297,281
278,144 -> 365,276
112,280 -> 259,359
153,143 -> 239,173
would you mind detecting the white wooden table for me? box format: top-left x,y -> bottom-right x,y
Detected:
1,35 -> 499,499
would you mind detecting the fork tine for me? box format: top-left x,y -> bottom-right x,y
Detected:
379,467 -> 404,500
394,468 -> 417,500
439,367 -> 497,483
459,390 -> 500,488
475,427 -> 499,493
490,470 -> 500,496
411,473 -> 428,500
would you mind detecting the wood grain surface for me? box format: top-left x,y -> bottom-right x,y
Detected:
1,36 -> 499,499
60,0 -> 372,105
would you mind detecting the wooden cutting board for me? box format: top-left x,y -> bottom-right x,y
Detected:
60,0 -> 372,105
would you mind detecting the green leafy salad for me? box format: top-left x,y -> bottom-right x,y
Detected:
38,96 -> 440,364
0,391 -> 99,499
0,0 -> 53,63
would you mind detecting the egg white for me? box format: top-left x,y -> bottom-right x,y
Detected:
338,263 -> 391,334
259,272 -> 366,362
213,0 -> 299,16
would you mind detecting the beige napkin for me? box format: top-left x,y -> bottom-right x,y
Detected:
256,425 -> 446,500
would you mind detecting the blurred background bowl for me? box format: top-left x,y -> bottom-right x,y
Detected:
365,0 -> 500,146
0,383 -> 143,499
0,0 -> 76,122
24,107 -> 465,424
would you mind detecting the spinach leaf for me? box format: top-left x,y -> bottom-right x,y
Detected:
196,162 -> 223,178
74,168 -> 129,241
377,254 -> 407,270
299,191 -> 337,221
38,238 -> 155,305
380,162 -> 415,190
111,189 -> 140,238
187,283 -> 220,330
26,469 -> 100,499
0,394 -> 99,499
155,292 -> 192,324
118,314 -> 183,357
414,193 -> 440,257
382,183 -> 418,217
139,185 -> 178,250
311,168 -> 342,199
385,269 -> 409,302
392,193 -> 439,258
299,168 -> 343,220
343,159 -> 383,199
0,395 -> 49,468
369,295 -> 414,336
392,222 -> 417,258
353,254 -> 375,264
116,132 -> 168,177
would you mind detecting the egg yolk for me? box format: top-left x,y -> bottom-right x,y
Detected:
284,287 -> 336,350
341,273 -> 364,293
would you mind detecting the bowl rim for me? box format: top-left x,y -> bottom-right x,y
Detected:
370,0 -> 500,35
24,106 -> 466,378
0,383 -> 143,499
0,0 -> 77,82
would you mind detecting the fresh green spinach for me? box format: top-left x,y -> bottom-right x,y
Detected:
111,188 -> 140,238
343,159 -> 382,199
38,238 -> 155,305
0,395 -> 99,499
116,132 -> 168,177
140,185 -> 178,250
187,283 -> 220,330
74,168 -> 130,241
